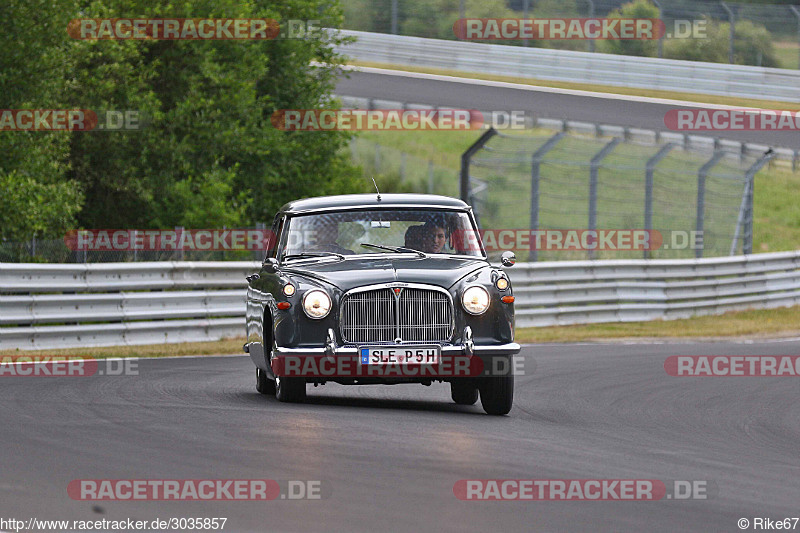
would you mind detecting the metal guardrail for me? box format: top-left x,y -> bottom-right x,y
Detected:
0,262 -> 257,350
2,253 -> 800,349
511,251 -> 800,327
334,30 -> 800,103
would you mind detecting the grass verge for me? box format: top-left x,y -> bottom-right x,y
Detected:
0,338 -> 246,359
348,60 -> 800,111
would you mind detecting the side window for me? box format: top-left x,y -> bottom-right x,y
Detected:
268,216 -> 285,260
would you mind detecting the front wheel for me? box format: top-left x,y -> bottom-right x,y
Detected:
256,368 -> 275,395
479,375 -> 514,415
275,375 -> 307,403
450,381 -> 479,405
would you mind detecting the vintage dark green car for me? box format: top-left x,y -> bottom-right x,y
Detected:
244,193 -> 520,415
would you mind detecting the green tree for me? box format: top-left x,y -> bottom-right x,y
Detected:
0,0 -> 83,241
597,0 -> 659,58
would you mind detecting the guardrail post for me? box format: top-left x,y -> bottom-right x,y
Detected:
391,0 -> 398,34
589,138 -> 621,259
645,144 -> 676,259
459,128 -> 497,203
695,151 -> 725,258
530,132 -> 566,262
721,2 -> 735,64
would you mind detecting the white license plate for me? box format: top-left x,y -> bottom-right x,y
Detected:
359,346 -> 441,365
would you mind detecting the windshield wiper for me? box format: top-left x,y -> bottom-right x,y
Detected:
283,252 -> 345,261
360,243 -> 427,258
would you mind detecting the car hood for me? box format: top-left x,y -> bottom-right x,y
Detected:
281,256 -> 488,292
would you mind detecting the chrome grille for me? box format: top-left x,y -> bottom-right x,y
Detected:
340,287 -> 453,344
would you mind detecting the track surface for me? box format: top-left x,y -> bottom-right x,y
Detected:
335,69 -> 800,149
1,342 -> 799,532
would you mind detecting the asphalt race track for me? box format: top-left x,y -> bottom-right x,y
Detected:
1,341 -> 798,532
335,69 -> 800,150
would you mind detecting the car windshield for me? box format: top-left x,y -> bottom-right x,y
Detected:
279,209 -> 483,259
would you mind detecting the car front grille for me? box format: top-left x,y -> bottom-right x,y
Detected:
340,287 -> 453,344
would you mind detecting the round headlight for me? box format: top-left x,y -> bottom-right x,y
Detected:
495,277 -> 509,291
283,283 -> 296,296
303,289 -> 331,319
462,286 -> 490,315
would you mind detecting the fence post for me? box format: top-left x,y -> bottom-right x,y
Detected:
177,226 -> 185,261
391,0 -> 398,34
374,144 -> 381,174
530,132 -> 566,262
587,0 -> 595,53
523,0 -> 530,47
695,151 -> 725,258
653,0 -> 664,59
400,152 -> 406,182
645,144 -> 676,259
588,138 -> 621,259
730,153 -> 774,255
428,160 -> 434,194
459,128 -> 497,203
255,222 -> 266,261
721,2 -> 735,64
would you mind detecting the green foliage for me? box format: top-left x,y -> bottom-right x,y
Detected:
664,17 -> 779,67
597,0 -> 659,57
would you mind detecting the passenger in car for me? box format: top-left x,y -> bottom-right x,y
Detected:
404,225 -> 426,251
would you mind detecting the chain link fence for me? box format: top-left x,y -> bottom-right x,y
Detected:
463,126 -> 773,261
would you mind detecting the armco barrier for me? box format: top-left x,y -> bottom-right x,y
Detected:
2,252 -> 800,349
333,30 -> 800,103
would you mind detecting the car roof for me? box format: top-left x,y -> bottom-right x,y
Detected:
279,194 -> 471,214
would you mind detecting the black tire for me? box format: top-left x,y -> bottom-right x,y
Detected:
256,368 -> 275,395
479,375 -> 514,415
450,381 -> 479,405
275,375 -> 306,403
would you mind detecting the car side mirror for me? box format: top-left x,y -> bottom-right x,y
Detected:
500,251 -> 516,267
262,257 -> 279,274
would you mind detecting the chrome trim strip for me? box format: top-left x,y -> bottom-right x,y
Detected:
273,342 -> 521,356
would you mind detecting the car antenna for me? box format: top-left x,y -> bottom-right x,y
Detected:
370,176 -> 381,202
